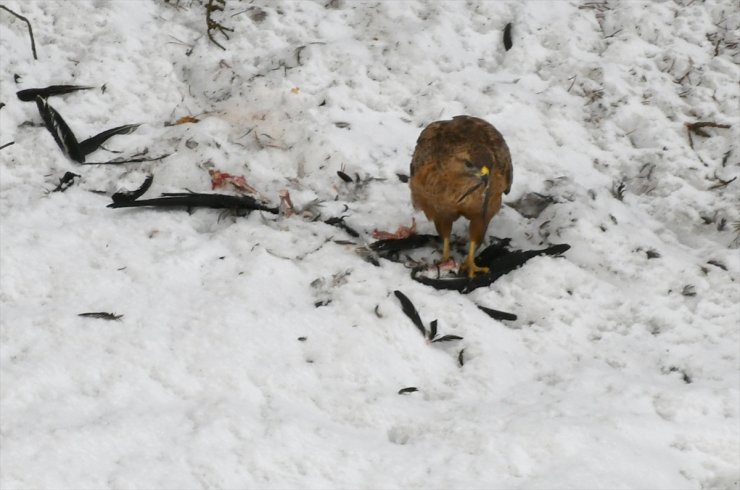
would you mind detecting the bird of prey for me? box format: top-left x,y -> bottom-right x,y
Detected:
409,115 -> 513,278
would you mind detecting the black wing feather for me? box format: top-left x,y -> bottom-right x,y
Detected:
35,96 -> 84,162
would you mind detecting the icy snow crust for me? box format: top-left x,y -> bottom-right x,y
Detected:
1,1 -> 738,489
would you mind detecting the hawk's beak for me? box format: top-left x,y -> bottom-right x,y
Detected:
480,166 -> 491,217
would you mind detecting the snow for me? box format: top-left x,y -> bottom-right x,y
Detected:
1,0 -> 739,489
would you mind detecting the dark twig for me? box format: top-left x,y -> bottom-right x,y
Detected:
686,121 -> 730,167
685,121 -> 731,138
567,76 -> 576,92
0,5 -> 38,60
206,0 -> 233,50
708,175 -> 736,190
0,141 -> 14,150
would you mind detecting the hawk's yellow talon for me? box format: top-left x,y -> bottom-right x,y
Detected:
461,240 -> 489,278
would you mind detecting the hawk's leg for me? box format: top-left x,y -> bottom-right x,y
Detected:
461,241 -> 489,278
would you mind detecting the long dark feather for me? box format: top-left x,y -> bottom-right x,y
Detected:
79,124 -> 140,156
17,85 -> 94,102
393,290 -> 426,337
477,305 -> 517,322
369,234 -> 439,255
108,192 -> 278,214
111,175 -> 153,203
82,153 -> 170,165
35,96 -> 84,162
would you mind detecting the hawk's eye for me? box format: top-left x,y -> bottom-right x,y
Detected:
464,160 -> 476,169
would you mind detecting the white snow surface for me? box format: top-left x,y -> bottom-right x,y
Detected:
1,1 -> 739,489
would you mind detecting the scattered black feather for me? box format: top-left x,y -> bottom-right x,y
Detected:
108,192 -> 279,214
17,85 -> 94,102
111,175 -> 153,203
78,312 -> 123,320
337,170 -> 353,183
412,244 -> 570,293
707,260 -> 727,271
477,305 -> 517,322
0,102 -> 5,110
82,153 -> 170,165
52,171 -> 81,193
432,335 -> 463,343
396,173 -> 409,183
458,349 -> 465,367
314,299 -> 332,307
393,290 -> 426,337
398,387 -> 418,395
473,238 -> 513,265
370,234 -> 440,257
364,253 -> 380,267
36,96 -> 85,162
503,23 -> 513,51
297,336 -> 307,341
79,124 -> 140,156
428,319 -> 438,341
325,216 -> 360,237
666,366 -> 692,384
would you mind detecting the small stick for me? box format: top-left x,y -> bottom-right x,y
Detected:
708,175 -> 736,190
0,5 -> 38,60
206,0 -> 234,50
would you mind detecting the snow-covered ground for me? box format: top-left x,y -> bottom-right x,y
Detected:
1,1 -> 739,488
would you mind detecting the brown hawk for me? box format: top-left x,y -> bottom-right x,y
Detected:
410,115 -> 513,277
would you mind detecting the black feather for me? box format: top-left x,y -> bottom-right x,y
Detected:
370,234 -> 440,256
78,312 -> 123,320
111,174 -> 153,203
337,170 -> 353,183
17,85 -> 94,102
432,335 -> 463,343
35,96 -> 84,162
477,305 -> 517,322
51,171 -> 81,193
503,23 -> 513,51
398,387 -> 418,395
325,216 -> 360,237
108,192 -> 279,214
428,319 -> 438,340
79,124 -> 140,156
393,290 -> 426,337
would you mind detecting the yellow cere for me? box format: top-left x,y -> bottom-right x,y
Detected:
480,166 -> 490,176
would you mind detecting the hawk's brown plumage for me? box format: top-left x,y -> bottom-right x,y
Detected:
410,115 -> 513,277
